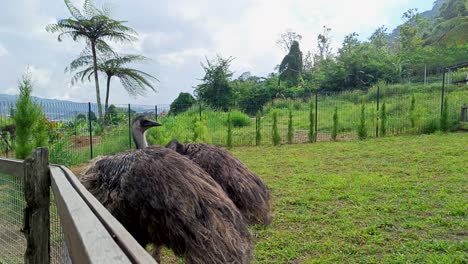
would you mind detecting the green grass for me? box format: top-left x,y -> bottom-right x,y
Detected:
230,133 -> 468,263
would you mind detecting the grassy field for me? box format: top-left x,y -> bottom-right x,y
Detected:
228,133 -> 467,263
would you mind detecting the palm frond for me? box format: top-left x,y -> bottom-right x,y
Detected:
64,0 -> 84,19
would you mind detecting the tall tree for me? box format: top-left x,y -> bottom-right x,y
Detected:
276,29 -> 303,52
279,40 -> 303,87
67,50 -> 157,120
47,0 -> 137,119
195,55 -> 234,111
317,25 -> 333,61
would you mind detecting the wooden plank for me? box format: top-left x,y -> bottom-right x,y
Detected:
0,158 -> 24,178
50,166 -> 131,264
58,166 -> 157,264
23,147 -> 50,264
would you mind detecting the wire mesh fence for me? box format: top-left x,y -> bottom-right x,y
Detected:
0,82 -> 467,166
0,172 -> 69,264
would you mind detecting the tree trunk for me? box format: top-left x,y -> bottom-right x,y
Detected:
91,40 -> 103,119
104,74 -> 112,124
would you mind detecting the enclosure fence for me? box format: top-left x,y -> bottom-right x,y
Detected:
0,148 -> 156,263
0,80 -> 467,166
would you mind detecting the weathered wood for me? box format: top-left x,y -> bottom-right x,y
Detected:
23,147 -> 50,264
58,166 -> 157,264
50,166 -> 132,264
0,158 -> 24,178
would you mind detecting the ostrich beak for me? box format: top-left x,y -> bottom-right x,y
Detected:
142,119 -> 163,128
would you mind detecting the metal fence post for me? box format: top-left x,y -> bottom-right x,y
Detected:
314,93 -> 318,142
128,104 -> 132,149
376,85 -> 380,137
440,68 -> 446,117
88,103 -> 93,159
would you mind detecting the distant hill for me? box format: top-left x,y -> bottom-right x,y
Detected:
0,94 -> 155,120
388,0 -> 447,43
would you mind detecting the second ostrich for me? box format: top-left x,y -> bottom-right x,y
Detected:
80,116 -> 251,263
165,140 -> 272,225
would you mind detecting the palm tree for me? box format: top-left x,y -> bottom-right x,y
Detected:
46,0 -> 137,119
67,50 -> 158,121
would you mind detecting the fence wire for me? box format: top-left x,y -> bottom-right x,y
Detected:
0,172 -> 69,264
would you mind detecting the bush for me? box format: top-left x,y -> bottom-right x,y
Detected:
380,102 -> 387,136
410,94 -> 416,128
170,92 -> 196,115
358,104 -> 367,140
331,106 -> 338,141
287,109 -> 293,144
228,110 -> 251,127
256,111 -> 262,146
272,111 -> 281,145
11,73 -> 48,159
193,116 -> 210,143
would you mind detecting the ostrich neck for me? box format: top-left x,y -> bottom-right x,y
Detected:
133,130 -> 148,149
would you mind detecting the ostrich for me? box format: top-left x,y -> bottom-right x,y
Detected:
80,116 -> 251,263
165,140 -> 272,226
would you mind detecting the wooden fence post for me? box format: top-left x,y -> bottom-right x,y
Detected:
23,147 -> 50,264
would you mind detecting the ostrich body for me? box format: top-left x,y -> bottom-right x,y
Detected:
80,117 -> 251,263
165,140 -> 272,226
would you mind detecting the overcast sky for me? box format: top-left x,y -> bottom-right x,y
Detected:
0,0 -> 433,105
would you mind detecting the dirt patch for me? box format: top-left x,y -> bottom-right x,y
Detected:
71,135 -> 102,148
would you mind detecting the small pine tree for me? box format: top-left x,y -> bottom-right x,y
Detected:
193,116 -> 209,143
272,111 -> 281,145
256,110 -> 262,145
308,100 -> 315,142
287,109 -> 293,144
227,112 -> 233,148
440,98 -> 449,132
410,94 -> 416,128
358,104 -> 367,140
331,106 -> 338,141
380,102 -> 387,136
12,73 -> 48,159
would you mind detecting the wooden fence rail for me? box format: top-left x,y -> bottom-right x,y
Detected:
0,148 -> 156,264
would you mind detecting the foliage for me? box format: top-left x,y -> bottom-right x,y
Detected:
380,102 -> 387,136
193,116 -> 209,143
272,111 -> 281,145
410,94 -> 416,128
228,110 -> 250,127
276,30 -> 302,52
256,111 -> 262,146
331,106 -> 338,141
287,109 -> 294,144
46,0 -> 137,119
279,41 -> 303,87
308,100 -> 315,143
195,55 -> 234,111
170,92 -> 196,115
11,73 -> 48,159
227,112 -> 233,148
358,104 -> 367,140
440,97 -> 449,132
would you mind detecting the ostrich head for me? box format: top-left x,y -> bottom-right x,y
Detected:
132,115 -> 162,149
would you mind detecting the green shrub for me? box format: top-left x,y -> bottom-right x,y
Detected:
226,113 -> 233,148
287,109 -> 293,144
11,73 -> 48,159
272,111 -> 281,145
410,94 -> 416,128
227,110 -> 250,127
331,106 -> 338,141
256,111 -> 262,146
380,102 -> 387,136
422,118 -> 439,134
308,100 -> 315,142
193,116 -> 210,143
358,104 -> 367,140
440,98 -> 449,132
